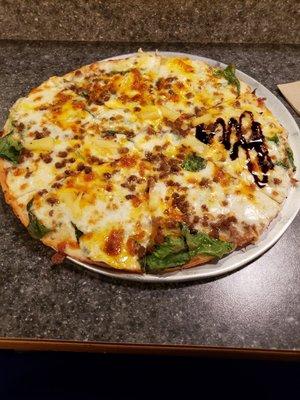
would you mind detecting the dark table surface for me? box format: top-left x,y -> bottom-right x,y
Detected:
0,0 -> 299,44
0,41 -> 299,350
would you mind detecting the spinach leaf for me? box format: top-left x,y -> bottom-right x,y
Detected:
267,135 -> 279,145
72,222 -> 84,242
275,147 -> 296,171
286,147 -> 296,172
151,236 -> 186,258
0,132 -> 23,164
141,225 -> 233,273
141,235 -> 189,273
275,160 -> 289,169
27,199 -> 51,239
142,251 -> 191,273
182,153 -> 207,172
182,225 -> 234,259
214,64 -> 240,95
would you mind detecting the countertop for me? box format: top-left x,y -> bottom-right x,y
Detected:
0,41 -> 299,350
0,0 -> 299,44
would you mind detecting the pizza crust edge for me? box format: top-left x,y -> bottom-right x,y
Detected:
0,159 -> 29,226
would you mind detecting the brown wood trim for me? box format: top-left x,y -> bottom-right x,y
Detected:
0,338 -> 299,361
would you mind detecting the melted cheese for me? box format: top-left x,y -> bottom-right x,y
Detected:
24,137 -> 55,151
80,229 -> 139,270
2,51 -> 292,271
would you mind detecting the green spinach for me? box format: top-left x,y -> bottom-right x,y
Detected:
27,199 -> 51,239
214,64 -> 241,95
182,224 -> 234,259
286,147 -> 296,171
0,132 -> 23,164
141,225 -> 233,273
182,153 -> 207,172
275,147 -> 296,171
267,135 -> 279,145
72,222 -> 84,243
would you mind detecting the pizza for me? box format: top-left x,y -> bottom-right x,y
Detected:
0,51 -> 296,274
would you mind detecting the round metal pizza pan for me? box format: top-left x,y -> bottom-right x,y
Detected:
68,51 -> 300,282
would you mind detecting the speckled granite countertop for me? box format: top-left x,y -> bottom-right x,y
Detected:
0,0 -> 299,44
0,41 -> 299,349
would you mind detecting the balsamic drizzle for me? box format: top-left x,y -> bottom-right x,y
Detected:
195,111 -> 274,188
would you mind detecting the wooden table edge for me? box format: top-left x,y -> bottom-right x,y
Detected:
0,338 -> 299,361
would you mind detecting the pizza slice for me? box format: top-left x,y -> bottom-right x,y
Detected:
62,53 -> 251,138
0,100 -> 137,202
125,129 -> 280,273
5,152 -> 153,272
189,91 -> 296,203
143,160 -> 280,272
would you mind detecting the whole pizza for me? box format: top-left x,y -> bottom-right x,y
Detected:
0,51 -> 296,274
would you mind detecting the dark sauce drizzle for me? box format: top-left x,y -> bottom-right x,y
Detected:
195,111 -> 274,188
